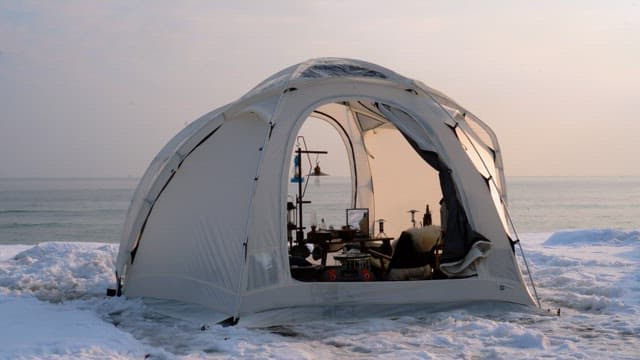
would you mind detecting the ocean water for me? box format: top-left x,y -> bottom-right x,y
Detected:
0,178 -> 137,245
2,176 -> 638,245
508,176 -> 640,232
1,176 -> 639,359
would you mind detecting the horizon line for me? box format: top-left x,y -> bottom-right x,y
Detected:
1,175 -> 639,181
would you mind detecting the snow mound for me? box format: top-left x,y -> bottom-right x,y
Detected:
543,229 -> 640,246
0,242 -> 117,302
0,295 -> 157,359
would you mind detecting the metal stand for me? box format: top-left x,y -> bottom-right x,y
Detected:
408,209 -> 420,227
291,147 -> 327,245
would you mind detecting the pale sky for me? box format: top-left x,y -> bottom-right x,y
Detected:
1,1 -> 638,178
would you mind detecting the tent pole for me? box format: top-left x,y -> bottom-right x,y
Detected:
296,147 -> 304,244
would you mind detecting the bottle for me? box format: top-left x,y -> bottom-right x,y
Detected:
320,218 -> 326,231
423,204 -> 432,226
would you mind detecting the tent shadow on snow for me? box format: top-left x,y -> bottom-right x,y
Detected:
112,58 -> 538,325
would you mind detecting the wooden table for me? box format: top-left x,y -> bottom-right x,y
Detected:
306,230 -> 393,266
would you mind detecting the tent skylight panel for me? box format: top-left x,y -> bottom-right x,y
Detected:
299,63 -> 387,79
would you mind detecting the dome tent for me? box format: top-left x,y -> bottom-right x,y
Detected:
114,58 -> 537,324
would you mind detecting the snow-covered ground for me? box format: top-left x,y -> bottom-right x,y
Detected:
1,230 -> 639,359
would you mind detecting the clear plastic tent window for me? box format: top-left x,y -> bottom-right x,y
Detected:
299,64 -> 388,79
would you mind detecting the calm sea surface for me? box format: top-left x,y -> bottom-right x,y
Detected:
0,178 -> 137,244
0,177 -> 638,245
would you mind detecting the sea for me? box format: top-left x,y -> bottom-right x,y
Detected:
2,176 -> 638,245
0,176 -> 639,359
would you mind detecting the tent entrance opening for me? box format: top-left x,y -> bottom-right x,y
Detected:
287,101 -> 447,283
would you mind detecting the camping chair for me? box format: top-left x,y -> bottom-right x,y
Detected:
378,226 -> 443,280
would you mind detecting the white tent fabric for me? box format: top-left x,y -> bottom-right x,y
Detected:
115,58 -> 536,322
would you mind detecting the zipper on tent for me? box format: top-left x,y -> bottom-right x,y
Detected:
268,122 -> 276,139
128,124 -> 223,266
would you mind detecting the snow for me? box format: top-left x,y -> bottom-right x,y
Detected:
0,295 -> 153,359
1,230 -> 639,359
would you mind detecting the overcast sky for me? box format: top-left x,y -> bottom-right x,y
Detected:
1,1 -> 638,178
